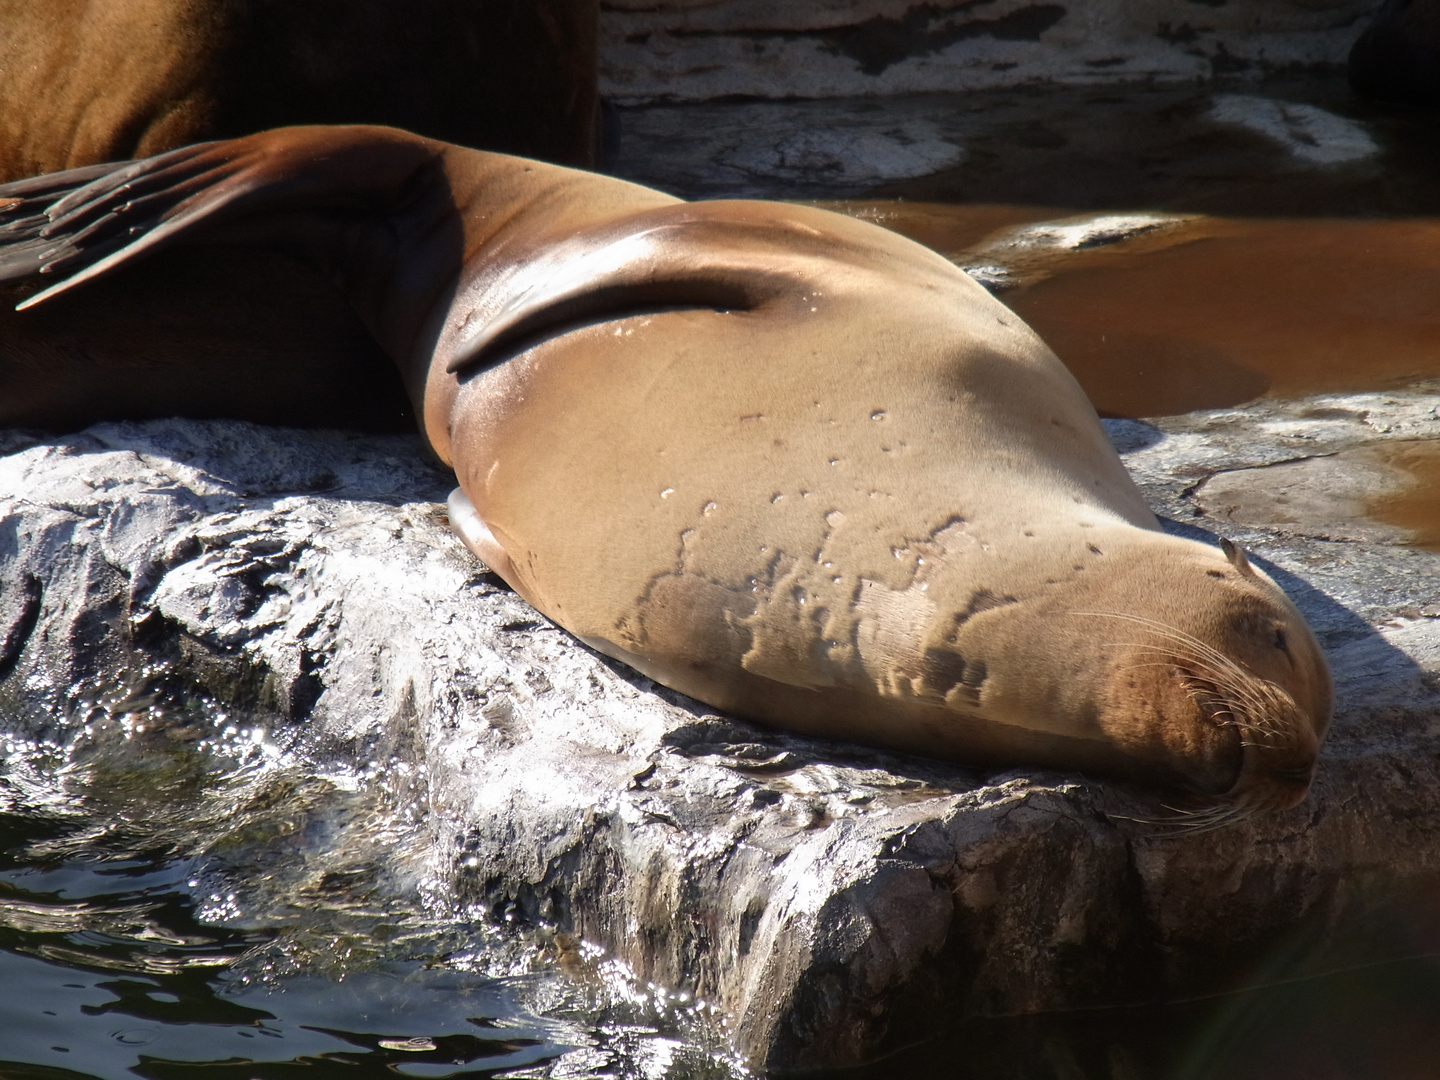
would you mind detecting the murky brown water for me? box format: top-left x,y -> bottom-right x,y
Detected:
840,201 -> 1440,419
1369,440 -> 1440,551
833,200 -> 1440,551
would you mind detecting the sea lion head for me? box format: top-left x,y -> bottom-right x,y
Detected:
1078,537 -> 1331,823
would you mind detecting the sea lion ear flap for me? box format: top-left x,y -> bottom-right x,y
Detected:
1219,537 -> 1257,579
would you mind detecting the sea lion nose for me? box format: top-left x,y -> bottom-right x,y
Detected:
1266,759 -> 1318,809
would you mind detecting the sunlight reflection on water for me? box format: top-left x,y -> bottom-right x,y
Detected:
0,649 -> 744,1080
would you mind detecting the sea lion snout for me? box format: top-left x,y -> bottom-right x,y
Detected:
1088,549 -> 1331,820
1178,656 -> 1322,813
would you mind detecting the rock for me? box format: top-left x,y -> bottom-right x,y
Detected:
607,81 -> 1392,206
1350,0 -> 1440,106
2,393 -> 1439,1070
716,120 -> 963,186
598,0 -> 1375,104
1195,446 -> 1417,545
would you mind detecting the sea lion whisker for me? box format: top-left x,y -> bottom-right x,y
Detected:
1103,805 -> 1223,831
1119,802 -> 1254,836
1128,646 -> 1281,725
1176,810 -> 1250,835
1079,614 -> 1270,692
1124,643 -> 1247,681
1072,610 -> 1216,645
1104,809 -> 1230,837
1170,650 -> 1296,710
1101,627 -> 1263,695
1118,645 -> 1250,690
1190,693 -> 1301,749
1180,798 -> 1260,827
1157,801 -> 1233,821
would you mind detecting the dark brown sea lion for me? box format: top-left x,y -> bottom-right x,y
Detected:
0,126 -> 1332,816
0,0 -> 599,183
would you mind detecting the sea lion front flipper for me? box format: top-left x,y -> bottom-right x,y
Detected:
447,487 -> 521,588
0,126 -> 443,309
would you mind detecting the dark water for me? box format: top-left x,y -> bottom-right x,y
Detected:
0,654 -> 743,1079
797,950 -> 1440,1080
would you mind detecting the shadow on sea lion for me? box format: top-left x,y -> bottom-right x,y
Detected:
0,126 -> 1332,820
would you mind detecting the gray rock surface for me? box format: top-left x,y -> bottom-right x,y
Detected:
2,382 -> 1438,1069
608,78 -> 1392,206
598,0 -> 1374,103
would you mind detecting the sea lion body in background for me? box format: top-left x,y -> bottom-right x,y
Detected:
0,0 -> 599,429
0,127 -> 1331,817
0,0 -> 599,182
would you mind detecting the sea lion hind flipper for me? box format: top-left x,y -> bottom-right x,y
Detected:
0,126 -> 441,309
0,146 -> 229,291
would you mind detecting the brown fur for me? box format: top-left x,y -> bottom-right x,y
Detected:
0,0 -> 599,183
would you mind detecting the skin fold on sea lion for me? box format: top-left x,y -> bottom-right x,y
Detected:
0,126 -> 1332,820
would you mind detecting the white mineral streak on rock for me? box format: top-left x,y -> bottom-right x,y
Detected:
719,122 -> 962,184
956,212 -> 1194,290
1208,95 -> 1379,165
992,213 -> 1190,254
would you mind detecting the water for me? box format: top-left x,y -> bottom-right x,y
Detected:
801,954 -> 1440,1080
0,652 -> 744,1078
1367,439 -> 1440,551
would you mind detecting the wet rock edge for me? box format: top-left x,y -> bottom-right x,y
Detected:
0,400 -> 1437,1071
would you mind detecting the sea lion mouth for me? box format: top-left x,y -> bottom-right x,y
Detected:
1223,742 -> 1317,810
1179,658 -> 1315,792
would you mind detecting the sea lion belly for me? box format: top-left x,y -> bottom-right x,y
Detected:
444,204 -> 1180,769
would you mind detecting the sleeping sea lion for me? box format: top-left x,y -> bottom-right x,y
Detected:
0,126 -> 1332,818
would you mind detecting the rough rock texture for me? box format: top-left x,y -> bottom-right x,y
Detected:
598,0 -> 1376,103
608,79 -> 1389,204
2,383 -> 1438,1068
